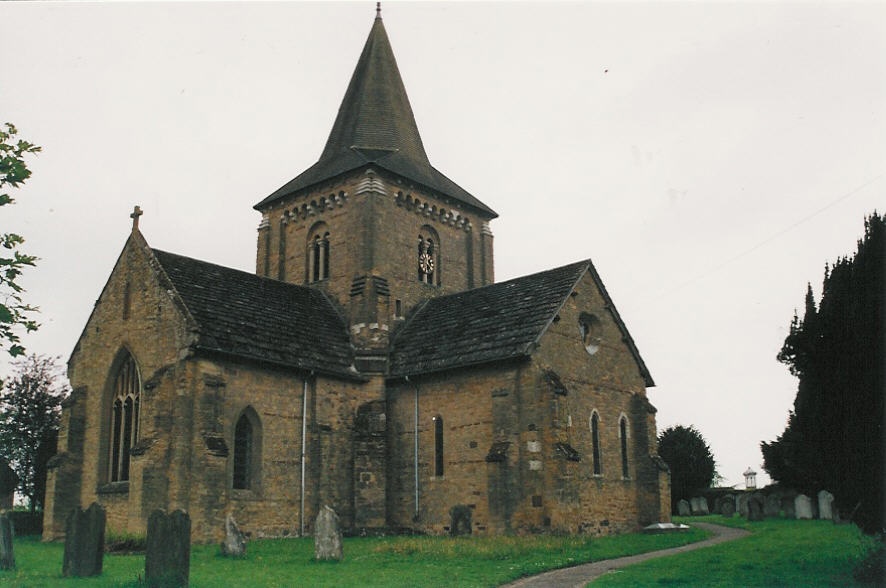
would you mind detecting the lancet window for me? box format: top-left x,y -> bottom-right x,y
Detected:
307,223 -> 330,282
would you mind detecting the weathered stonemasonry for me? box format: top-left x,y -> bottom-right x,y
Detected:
45,10 -> 668,543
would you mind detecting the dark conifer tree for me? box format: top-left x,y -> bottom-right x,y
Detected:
762,212 -> 884,533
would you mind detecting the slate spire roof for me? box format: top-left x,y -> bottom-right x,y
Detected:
255,12 -> 496,218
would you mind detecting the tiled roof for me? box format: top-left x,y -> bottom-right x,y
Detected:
152,250 -> 357,378
389,261 -> 591,377
254,16 -> 496,218
390,260 -> 655,386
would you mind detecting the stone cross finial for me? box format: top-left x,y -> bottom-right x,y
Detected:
130,205 -> 143,231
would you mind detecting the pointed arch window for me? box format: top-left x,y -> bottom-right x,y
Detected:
307,223 -> 330,283
619,415 -> 630,479
418,226 -> 440,285
590,411 -> 602,476
232,408 -> 262,491
433,415 -> 444,477
109,353 -> 140,483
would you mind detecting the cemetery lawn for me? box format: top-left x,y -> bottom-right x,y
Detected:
594,515 -> 878,587
0,528 -> 711,587
0,518 -> 876,587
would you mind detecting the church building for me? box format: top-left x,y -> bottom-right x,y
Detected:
43,9 -> 670,542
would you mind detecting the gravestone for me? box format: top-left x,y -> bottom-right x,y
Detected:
677,499 -> 691,517
719,495 -> 735,517
737,493 -> 750,517
794,494 -> 814,520
782,496 -> 796,519
818,490 -> 835,521
690,496 -> 709,516
314,505 -> 343,561
63,502 -> 105,577
0,513 -> 13,571
764,494 -> 781,518
145,509 -> 191,587
220,513 -> 246,558
449,504 -> 472,536
747,493 -> 765,522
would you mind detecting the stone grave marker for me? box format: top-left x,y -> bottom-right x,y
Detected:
781,496 -> 796,519
764,494 -> 781,518
818,490 -> 835,521
747,493 -> 765,521
690,496 -> 709,516
314,505 -> 343,561
449,505 -> 473,536
220,513 -> 246,558
677,499 -> 691,517
794,494 -> 814,520
63,502 -> 105,577
0,513 -> 13,571
145,509 -> 191,587
737,493 -> 750,517
719,495 -> 736,517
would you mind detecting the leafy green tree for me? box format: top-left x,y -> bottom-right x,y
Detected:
0,355 -> 67,512
762,212 -> 884,533
0,123 -> 41,357
658,425 -> 716,510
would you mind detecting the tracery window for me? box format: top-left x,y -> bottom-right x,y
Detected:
590,411 -> 602,476
307,223 -> 330,282
109,352 -> 140,483
619,415 -> 630,479
418,226 -> 439,285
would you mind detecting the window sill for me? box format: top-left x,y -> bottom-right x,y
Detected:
97,481 -> 130,495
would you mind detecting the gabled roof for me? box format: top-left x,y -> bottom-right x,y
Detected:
254,14 -> 496,218
389,260 -> 654,387
152,249 -> 357,379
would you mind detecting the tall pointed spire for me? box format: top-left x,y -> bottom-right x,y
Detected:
319,11 -> 429,166
256,12 -> 496,218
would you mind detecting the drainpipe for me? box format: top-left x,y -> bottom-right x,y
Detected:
300,372 -> 312,536
406,375 -> 419,521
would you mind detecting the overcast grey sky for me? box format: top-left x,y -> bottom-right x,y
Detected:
3,1 -> 884,488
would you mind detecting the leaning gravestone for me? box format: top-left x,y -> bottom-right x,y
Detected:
764,494 -> 781,518
449,504 -> 472,536
0,513 -> 13,571
719,495 -> 736,517
818,490 -> 835,521
747,493 -> 765,522
63,502 -> 105,577
145,509 -> 191,587
794,494 -> 814,520
677,499 -> 691,517
220,513 -> 246,558
314,505 -> 343,561
690,497 -> 709,516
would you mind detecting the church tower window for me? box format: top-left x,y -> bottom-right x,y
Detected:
307,223 -> 330,283
109,352 -> 140,483
418,226 -> 440,286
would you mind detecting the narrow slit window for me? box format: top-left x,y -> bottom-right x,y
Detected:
434,416 -> 444,477
591,412 -> 602,476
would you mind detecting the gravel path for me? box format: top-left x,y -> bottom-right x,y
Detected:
500,523 -> 751,588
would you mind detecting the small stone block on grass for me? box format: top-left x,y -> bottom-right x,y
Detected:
314,505 -> 343,561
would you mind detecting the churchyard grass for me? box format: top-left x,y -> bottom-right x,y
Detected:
0,518 -> 875,587
0,527 -> 708,587
594,515 -> 877,587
